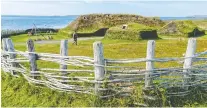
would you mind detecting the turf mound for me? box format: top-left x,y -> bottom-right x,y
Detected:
193,20 -> 207,30
105,23 -> 158,40
158,20 -> 205,37
67,14 -> 165,33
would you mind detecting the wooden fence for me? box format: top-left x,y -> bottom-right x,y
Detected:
1,29 -> 26,38
1,28 -> 58,38
1,38 -> 207,99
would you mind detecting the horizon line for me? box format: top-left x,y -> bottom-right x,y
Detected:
2,14 -> 206,17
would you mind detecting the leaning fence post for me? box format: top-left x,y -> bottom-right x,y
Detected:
6,38 -> 17,75
27,39 -> 38,78
183,38 -> 196,88
145,40 -> 155,89
93,41 -> 105,95
2,38 -> 8,51
2,38 -> 9,72
60,40 -> 68,81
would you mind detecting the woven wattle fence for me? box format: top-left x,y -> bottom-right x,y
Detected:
1,38 -> 207,99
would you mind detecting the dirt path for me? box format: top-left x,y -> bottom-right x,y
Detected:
15,36 -> 206,45
15,37 -> 104,45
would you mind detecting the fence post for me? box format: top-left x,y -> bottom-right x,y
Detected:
60,40 -> 68,81
2,38 -> 9,72
2,38 -> 8,51
145,40 -> 155,89
183,38 -> 197,88
27,39 -> 38,78
6,38 -> 17,75
93,41 -> 105,95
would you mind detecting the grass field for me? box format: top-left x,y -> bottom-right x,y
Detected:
2,33 -> 207,107
9,33 -> 70,43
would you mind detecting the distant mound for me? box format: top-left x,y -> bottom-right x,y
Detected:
193,20 -> 207,30
67,14 -> 165,33
59,14 -> 205,40
105,23 -> 158,40
58,14 -> 165,40
158,20 -> 205,37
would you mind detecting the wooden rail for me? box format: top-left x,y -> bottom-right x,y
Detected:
1,38 -> 207,99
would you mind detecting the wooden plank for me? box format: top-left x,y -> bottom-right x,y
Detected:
93,41 -> 105,95
6,38 -> 17,75
27,39 -> 38,78
183,38 -> 197,87
145,40 -> 155,88
60,40 -> 68,79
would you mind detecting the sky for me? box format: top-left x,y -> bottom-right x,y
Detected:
1,0 -> 207,17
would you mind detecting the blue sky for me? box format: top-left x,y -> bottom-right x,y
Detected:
1,0 -> 207,17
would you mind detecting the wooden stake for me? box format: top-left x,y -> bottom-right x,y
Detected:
6,38 -> 17,75
93,41 -> 105,95
145,40 -> 155,88
27,39 -> 37,78
60,40 -> 68,80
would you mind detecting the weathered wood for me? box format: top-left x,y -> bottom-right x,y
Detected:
183,38 -> 197,71
2,38 -> 8,51
2,38 -> 9,72
60,40 -> 68,77
6,38 -> 17,75
27,39 -> 37,78
93,41 -> 105,95
183,38 -> 197,87
93,41 -> 105,80
145,40 -> 155,88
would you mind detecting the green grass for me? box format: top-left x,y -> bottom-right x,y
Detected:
105,23 -> 158,40
12,36 -> 207,69
2,70 -> 207,107
2,25 -> 207,107
63,14 -> 165,34
193,20 -> 207,30
158,20 -> 206,37
176,20 -> 199,34
1,72 -> 98,107
199,32 -> 207,39
10,33 -> 70,43
61,14 -> 206,40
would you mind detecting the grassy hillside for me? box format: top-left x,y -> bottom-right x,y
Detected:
105,23 -> 158,40
70,14 -> 164,32
58,14 -> 165,36
57,14 -> 206,40
158,20 -> 205,37
193,20 -> 207,30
